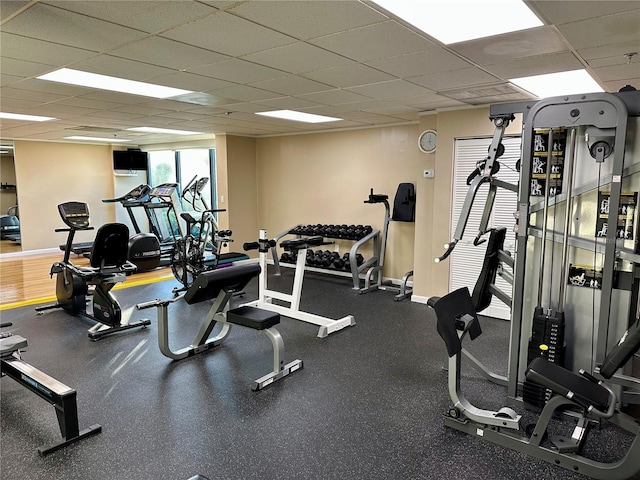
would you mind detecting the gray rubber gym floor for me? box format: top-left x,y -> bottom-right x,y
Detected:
1,266 -> 638,480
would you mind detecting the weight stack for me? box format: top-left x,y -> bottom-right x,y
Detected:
523,307 -> 566,410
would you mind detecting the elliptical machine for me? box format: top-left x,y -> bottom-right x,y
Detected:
36,201 -> 150,340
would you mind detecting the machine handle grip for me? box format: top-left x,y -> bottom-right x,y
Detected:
435,240 -> 458,263
243,242 -> 259,251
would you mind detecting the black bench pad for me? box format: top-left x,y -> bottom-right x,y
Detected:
227,306 -> 280,330
526,357 -> 610,410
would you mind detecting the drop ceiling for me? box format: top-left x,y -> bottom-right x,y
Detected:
1,0 -> 638,145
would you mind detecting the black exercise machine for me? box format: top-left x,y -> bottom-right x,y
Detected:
137,263 -> 303,390
428,287 -> 640,480
0,324 -> 101,455
36,202 -> 151,341
102,184 -> 164,271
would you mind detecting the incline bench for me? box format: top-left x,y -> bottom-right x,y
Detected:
137,263 -> 302,390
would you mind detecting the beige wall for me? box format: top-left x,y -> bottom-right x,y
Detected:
413,107 -> 522,298
13,140 -> 115,251
218,134 -> 259,254
255,125 -> 419,279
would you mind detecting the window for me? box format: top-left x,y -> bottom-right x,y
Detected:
148,150 -> 177,186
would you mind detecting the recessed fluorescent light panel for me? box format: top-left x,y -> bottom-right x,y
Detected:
64,136 -> 131,143
255,110 -> 342,123
371,0 -> 543,44
510,70 -> 603,98
38,68 -> 193,99
127,127 -> 204,135
0,112 -> 56,122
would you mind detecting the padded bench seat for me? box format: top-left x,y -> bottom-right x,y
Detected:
526,357 -> 610,410
227,306 -> 280,330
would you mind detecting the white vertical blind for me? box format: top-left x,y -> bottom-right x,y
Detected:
449,136 -> 521,320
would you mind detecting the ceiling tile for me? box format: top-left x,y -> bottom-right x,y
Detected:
449,27 -> 569,66
188,58 -> 286,84
109,37 -> 229,71
149,71 -> 235,92
243,43 -> 352,74
578,41 -> 640,61
2,3 -> 149,52
1,32 -> 97,66
1,1 -> 30,21
0,73 -> 24,88
303,64 -> 395,88
408,68 -> 502,91
345,79 -> 432,99
255,96 -> 322,110
486,52 -> 583,80
297,89 -> 371,105
250,76 -> 333,96
593,63 -> 640,83
71,55 -> 176,82
6,77 -> 86,97
557,11 -> 640,50
528,0 -> 639,24
0,86 -> 69,103
212,84 -> 283,102
365,49 -> 472,78
0,57 -> 57,79
229,0 -> 387,40
160,11 -> 296,57
43,1 -> 217,33
310,21 -> 436,62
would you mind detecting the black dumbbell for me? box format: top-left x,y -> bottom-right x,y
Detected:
333,258 -> 345,269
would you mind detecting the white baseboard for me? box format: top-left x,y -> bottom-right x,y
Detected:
1,247 -> 59,258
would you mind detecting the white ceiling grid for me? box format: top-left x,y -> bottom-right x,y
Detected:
0,0 -> 638,144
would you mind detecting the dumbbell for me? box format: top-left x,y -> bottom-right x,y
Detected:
280,252 -> 294,264
321,251 -> 333,268
306,249 -> 315,266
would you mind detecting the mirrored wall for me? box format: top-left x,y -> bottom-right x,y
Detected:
0,140 -> 20,254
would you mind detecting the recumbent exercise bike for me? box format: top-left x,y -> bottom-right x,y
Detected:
36,202 -> 150,341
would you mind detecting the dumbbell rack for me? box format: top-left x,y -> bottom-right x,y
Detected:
271,224 -> 381,290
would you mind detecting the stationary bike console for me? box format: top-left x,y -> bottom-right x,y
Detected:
58,201 -> 91,230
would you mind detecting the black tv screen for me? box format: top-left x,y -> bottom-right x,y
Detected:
113,150 -> 149,171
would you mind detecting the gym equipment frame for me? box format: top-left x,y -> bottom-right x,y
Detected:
1,331 -> 101,455
437,91 -> 640,405
242,230 -> 355,338
137,263 -> 302,390
429,287 -> 640,480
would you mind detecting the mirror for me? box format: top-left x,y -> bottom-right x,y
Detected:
0,140 -> 20,254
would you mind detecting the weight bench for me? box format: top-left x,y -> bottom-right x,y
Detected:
137,263 -> 303,390
0,332 -> 101,455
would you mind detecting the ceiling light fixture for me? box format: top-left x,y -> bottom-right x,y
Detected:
509,69 -> 603,98
38,68 -> 193,99
370,0 -> 542,44
126,127 -> 204,135
0,112 -> 56,122
64,136 -> 131,143
255,110 -> 342,123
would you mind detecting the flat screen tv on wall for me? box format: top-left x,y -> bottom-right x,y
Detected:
113,149 -> 149,171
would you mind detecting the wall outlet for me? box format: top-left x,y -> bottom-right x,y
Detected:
220,195 -> 225,203
423,169 -> 435,179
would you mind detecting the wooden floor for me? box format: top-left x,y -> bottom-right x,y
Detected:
0,250 -> 174,308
